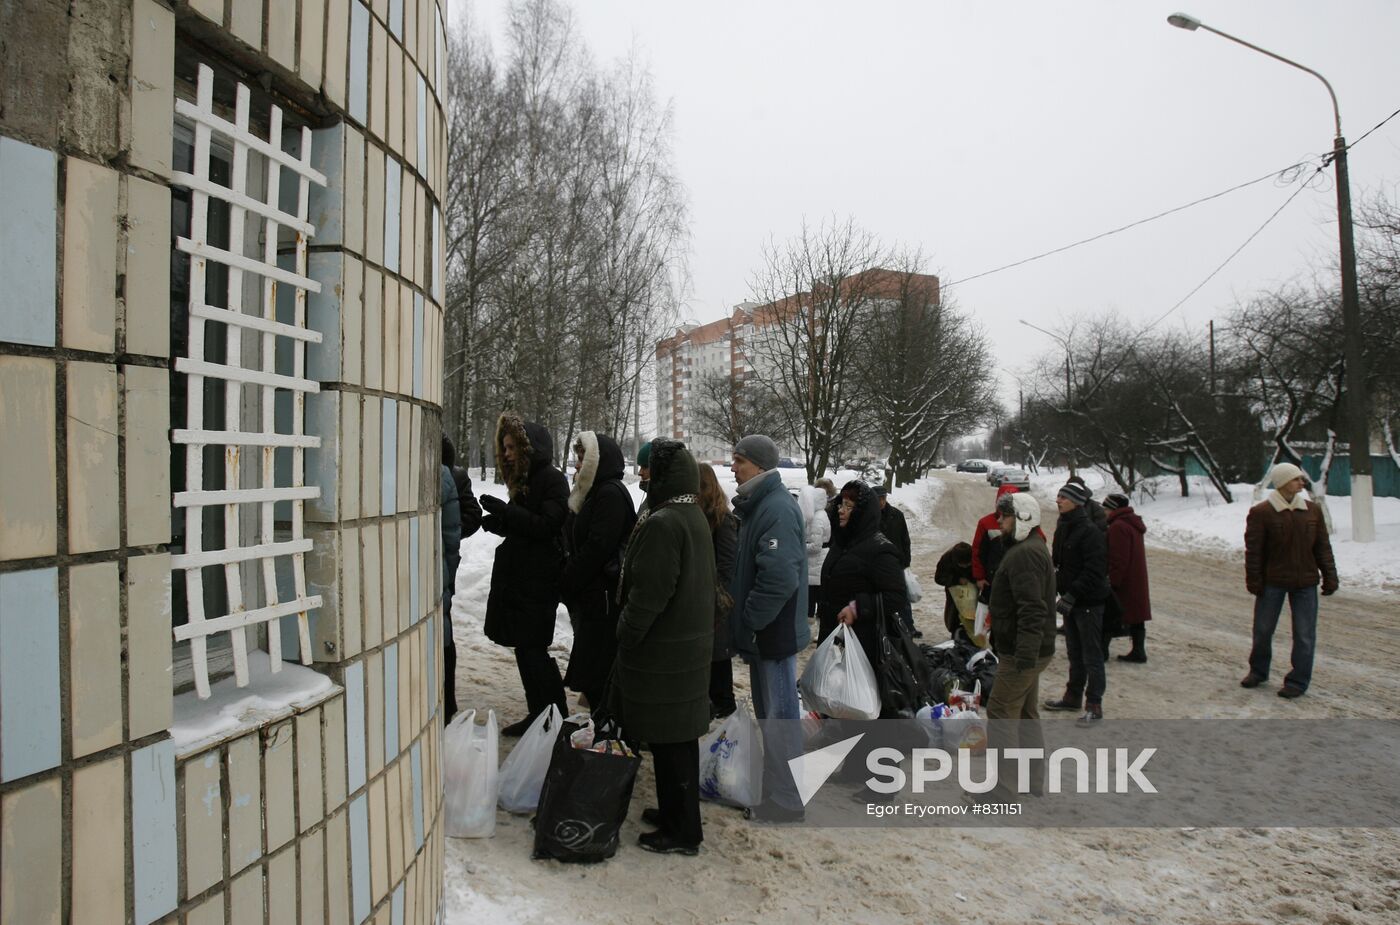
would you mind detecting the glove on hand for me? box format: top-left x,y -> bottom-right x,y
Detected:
1055,594 -> 1075,617
480,494 -> 507,516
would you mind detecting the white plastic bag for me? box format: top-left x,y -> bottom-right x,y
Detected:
698,701 -> 765,808
904,568 -> 923,604
497,705 -> 561,814
798,624 -> 880,721
443,709 -> 498,837
973,601 -> 991,639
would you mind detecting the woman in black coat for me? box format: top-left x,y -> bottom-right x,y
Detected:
817,480 -> 908,693
697,462 -> 739,719
481,411 -> 570,736
560,431 -> 637,712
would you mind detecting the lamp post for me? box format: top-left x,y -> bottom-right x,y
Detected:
1019,319 -> 1077,474
1167,12 -> 1374,541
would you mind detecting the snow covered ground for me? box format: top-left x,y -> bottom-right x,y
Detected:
1015,467 -> 1400,592
443,464 -> 1400,925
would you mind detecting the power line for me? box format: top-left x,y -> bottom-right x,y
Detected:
949,100 -> 1400,290
1142,165 -> 1320,335
946,158 -> 1317,288
1345,104 -> 1400,153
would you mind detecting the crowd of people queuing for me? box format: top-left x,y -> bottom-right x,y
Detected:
440,413 -> 1341,856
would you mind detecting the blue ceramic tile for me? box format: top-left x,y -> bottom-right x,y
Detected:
383,642 -> 399,763
409,517 -> 420,625
383,157 -> 401,274
309,124 -> 346,246
131,740 -> 178,924
381,398 -> 397,515
412,292 -> 423,399
345,661 -> 366,793
0,567 -> 60,781
349,2 -> 370,124
0,137 -> 57,347
349,793 -> 370,924
431,205 -> 442,303
307,251 -> 345,383
306,389 -> 341,522
410,741 -> 424,850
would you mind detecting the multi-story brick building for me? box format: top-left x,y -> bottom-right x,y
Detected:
2,2 -> 450,922
656,269 -> 940,464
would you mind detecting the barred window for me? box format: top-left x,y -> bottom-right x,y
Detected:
168,57 -> 328,698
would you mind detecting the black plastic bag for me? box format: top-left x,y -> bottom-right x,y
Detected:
876,598 -> 936,718
531,721 -> 640,863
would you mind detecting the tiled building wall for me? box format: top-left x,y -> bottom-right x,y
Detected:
0,0 -> 450,923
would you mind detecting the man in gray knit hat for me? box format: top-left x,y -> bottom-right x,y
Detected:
1045,480 -> 1111,726
728,435 -> 810,821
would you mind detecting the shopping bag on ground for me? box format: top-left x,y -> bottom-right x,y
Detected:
904,568 -> 924,604
698,701 -> 764,808
444,709 -> 498,838
799,624 -> 880,720
532,719 -> 641,863
497,705 -> 562,814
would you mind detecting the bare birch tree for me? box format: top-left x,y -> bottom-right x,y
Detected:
744,218 -> 886,482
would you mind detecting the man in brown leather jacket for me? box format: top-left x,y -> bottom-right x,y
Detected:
1242,462 -> 1339,698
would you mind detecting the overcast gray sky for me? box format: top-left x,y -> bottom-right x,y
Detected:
452,0 -> 1400,402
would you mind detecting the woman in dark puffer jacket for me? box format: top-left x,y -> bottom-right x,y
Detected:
481,411 -> 570,737
817,480 -> 908,696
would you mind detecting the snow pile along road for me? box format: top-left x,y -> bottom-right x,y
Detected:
1023,468 -> 1400,593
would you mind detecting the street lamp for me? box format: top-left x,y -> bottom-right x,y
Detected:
1167,12 -> 1375,542
1019,319 -> 1077,474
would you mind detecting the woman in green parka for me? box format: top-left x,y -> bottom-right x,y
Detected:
612,439 -> 715,855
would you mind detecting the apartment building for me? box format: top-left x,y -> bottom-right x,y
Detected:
656,269 -> 939,462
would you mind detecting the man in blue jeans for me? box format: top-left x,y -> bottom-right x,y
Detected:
728,435 -> 810,822
1044,481 -> 1111,726
1242,463 -> 1338,698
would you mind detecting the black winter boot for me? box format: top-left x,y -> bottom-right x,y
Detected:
1043,691 -> 1082,712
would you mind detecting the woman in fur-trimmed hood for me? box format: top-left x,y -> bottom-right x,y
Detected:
480,411 -> 571,735
560,431 -> 637,710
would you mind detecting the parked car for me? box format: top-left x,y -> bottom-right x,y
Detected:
986,465 -> 1014,486
997,468 -> 1032,491
956,459 -> 989,473
777,457 -> 800,469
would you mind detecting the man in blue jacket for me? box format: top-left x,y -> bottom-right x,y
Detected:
729,435 -> 810,822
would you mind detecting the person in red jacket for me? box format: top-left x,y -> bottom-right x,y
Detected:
1103,493 -> 1151,663
972,484 -> 1021,594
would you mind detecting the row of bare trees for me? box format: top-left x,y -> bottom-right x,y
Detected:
1003,188 -> 1400,499
691,219 -> 999,485
442,0 -> 686,469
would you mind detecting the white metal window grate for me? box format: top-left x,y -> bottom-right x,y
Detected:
170,64 -> 329,698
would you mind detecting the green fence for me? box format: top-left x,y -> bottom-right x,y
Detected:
1298,454 -> 1400,498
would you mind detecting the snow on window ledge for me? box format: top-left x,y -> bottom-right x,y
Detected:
170,649 -> 340,756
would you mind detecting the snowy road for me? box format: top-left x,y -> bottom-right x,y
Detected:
443,470 -> 1400,925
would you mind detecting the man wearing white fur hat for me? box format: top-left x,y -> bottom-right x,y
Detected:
1242,462 -> 1339,699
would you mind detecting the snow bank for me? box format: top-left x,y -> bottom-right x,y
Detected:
1025,468 -> 1400,592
